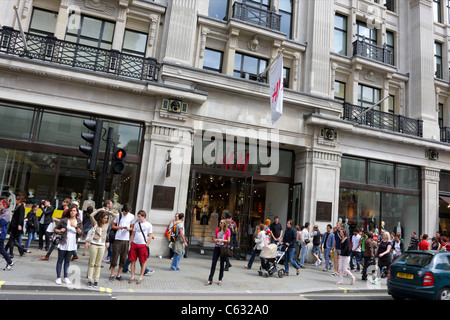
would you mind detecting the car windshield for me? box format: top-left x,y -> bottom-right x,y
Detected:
396,252 -> 433,268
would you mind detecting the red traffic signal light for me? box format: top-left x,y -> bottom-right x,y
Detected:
110,147 -> 127,174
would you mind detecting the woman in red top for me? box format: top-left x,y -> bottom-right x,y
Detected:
418,234 -> 431,250
205,220 -> 230,286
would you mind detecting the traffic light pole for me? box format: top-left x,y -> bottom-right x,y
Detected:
97,127 -> 114,209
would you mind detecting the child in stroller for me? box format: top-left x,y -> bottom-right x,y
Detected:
258,243 -> 288,278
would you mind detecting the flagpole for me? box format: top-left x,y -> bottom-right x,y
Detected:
258,48 -> 285,80
13,5 -> 29,54
355,95 -> 391,120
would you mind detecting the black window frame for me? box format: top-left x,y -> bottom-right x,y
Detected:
28,7 -> 59,37
203,48 -> 224,73
65,14 -> 115,50
334,13 -> 348,56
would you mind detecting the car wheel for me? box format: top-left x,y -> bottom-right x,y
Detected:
438,288 -> 450,300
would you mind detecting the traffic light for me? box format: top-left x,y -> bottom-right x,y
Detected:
110,147 -> 127,174
79,119 -> 103,171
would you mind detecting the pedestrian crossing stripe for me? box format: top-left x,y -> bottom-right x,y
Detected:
0,281 -> 4,289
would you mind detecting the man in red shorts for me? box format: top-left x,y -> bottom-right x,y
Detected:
128,210 -> 152,284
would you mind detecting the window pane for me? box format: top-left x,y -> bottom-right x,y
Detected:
397,165 -> 419,190
243,55 -> 259,74
279,0 -> 292,12
334,30 -> 347,55
334,81 -> 346,101
335,14 -> 347,30
209,0 -> 228,20
382,193 -> 419,247
37,111 -> 86,148
80,17 -> 102,39
101,120 -> 143,155
203,48 -> 223,72
123,30 -> 147,55
369,160 -> 394,187
341,157 -> 366,183
102,21 -> 115,42
29,8 -> 58,35
338,188 -> 381,233
0,103 -> 35,141
280,11 -> 292,39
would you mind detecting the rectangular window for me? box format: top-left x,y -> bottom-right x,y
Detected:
434,0 -> 442,23
386,31 -> 395,66
388,95 -> 395,114
369,160 -> 394,187
283,67 -> 290,89
439,103 -> 444,128
334,81 -> 346,102
279,0 -> 293,39
358,84 -> 381,110
122,29 -> 148,57
65,15 -> 115,50
397,165 -> 420,190
0,102 -> 36,141
334,14 -> 347,56
208,0 -> 229,20
356,20 -> 377,45
341,156 -> 367,184
29,7 -> 58,36
435,42 -> 443,79
382,0 -> 395,12
203,48 -> 223,73
233,52 -> 268,82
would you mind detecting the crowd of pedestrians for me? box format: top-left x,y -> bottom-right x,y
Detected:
1,192 -> 450,289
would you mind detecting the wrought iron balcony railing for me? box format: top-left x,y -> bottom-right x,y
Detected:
232,1 -> 281,31
352,38 -> 393,66
0,26 -> 160,82
342,103 -> 423,138
440,126 -> 450,143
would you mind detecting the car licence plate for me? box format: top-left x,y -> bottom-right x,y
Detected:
397,272 -> 414,279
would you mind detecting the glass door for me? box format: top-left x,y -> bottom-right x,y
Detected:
288,183 -> 302,226
184,170 -> 197,256
235,176 -> 254,260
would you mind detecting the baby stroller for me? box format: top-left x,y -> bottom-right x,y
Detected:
258,244 -> 287,278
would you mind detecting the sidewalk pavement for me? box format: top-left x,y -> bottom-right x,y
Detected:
0,244 -> 387,296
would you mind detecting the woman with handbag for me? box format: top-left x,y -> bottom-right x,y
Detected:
205,219 -> 230,286
54,205 -> 82,285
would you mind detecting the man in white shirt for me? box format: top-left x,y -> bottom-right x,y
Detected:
109,203 -> 134,281
128,210 -> 152,284
350,228 -> 362,271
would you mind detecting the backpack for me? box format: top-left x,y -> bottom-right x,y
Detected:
168,221 -> 181,243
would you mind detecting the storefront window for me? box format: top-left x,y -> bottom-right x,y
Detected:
340,156 -> 366,183
0,147 -> 139,212
368,160 -> 394,187
397,165 -> 420,190
339,188 -> 380,234
0,103 -> 36,141
382,193 -> 419,243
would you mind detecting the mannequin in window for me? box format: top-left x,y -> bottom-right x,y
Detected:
71,192 -> 77,203
201,190 -> 210,209
82,193 -> 96,211
394,222 -> 404,238
8,188 -> 16,212
343,218 -> 350,235
26,188 -> 36,207
112,193 -> 121,210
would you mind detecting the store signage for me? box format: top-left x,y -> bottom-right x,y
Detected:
220,151 -> 250,172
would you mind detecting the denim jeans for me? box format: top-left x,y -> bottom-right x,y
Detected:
247,249 -> 266,269
323,247 -> 332,269
0,239 -> 12,265
25,232 -> 37,249
56,249 -> 74,279
299,243 -> 309,266
208,246 -> 225,282
350,251 -> 362,271
285,247 -> 300,274
171,250 -> 184,270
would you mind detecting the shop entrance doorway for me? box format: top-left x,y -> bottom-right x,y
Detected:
186,170 -> 264,260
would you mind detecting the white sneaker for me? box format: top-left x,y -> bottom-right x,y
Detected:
3,262 -> 14,271
55,278 -> 62,285
63,278 -> 72,284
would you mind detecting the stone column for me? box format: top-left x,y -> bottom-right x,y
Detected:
422,167 -> 440,237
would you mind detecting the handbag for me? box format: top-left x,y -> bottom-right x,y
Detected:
85,225 -> 96,243
220,244 -> 233,258
53,233 -> 63,245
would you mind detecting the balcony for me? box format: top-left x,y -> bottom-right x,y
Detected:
342,103 -> 423,138
0,27 -> 160,82
440,127 -> 450,143
352,38 -> 393,66
232,1 -> 281,31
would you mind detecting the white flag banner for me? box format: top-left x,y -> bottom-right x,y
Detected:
270,53 -> 283,125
